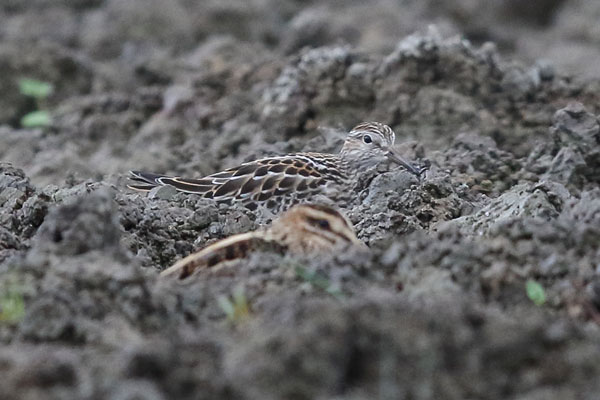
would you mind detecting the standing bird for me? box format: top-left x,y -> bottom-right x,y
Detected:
160,204 -> 366,280
129,122 -> 424,213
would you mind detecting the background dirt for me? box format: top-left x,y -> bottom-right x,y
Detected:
1,1 -> 600,399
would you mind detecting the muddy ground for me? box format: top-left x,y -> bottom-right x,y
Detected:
1,1 -> 600,399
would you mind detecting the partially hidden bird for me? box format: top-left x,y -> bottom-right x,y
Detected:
160,203 -> 366,280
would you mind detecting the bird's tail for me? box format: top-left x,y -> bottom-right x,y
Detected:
127,170 -> 166,192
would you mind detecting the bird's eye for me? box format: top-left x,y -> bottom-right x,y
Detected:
317,219 -> 330,229
306,216 -> 332,230
363,135 -> 372,144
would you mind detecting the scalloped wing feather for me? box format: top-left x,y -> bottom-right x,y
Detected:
128,154 -> 343,210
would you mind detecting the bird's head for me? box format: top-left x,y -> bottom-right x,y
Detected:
340,122 -> 422,176
271,204 -> 365,253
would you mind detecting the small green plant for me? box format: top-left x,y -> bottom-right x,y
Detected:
0,279 -> 26,324
217,285 -> 250,324
19,78 -> 53,99
295,265 -> 344,299
21,110 -> 52,128
526,279 -> 546,306
18,77 -> 53,128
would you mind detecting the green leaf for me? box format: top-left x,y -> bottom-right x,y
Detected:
526,280 -> 546,306
18,78 -> 53,99
0,288 -> 25,324
295,266 -> 344,299
217,285 -> 250,324
21,111 -> 52,128
217,295 -> 235,320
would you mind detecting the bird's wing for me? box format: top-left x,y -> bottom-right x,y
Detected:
128,154 -> 342,207
128,170 -> 219,194
160,232 -> 285,280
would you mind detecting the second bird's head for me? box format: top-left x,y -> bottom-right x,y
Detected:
271,204 -> 365,253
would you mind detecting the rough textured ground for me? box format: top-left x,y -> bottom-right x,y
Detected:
1,1 -> 600,399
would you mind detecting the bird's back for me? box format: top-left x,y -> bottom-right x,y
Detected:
129,153 -> 350,213
160,231 -> 286,279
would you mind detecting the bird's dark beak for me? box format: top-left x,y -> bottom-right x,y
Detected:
386,147 -> 423,177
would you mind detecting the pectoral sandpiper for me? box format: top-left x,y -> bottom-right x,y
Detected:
129,122 -> 424,213
160,204 -> 365,280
